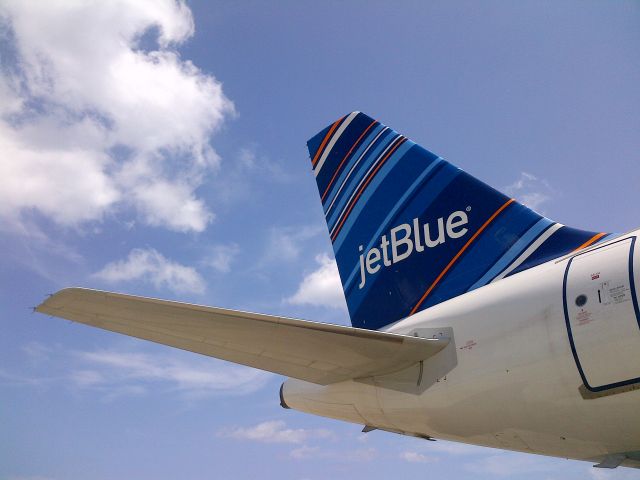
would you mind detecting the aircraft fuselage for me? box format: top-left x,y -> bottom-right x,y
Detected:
283,232 -> 640,467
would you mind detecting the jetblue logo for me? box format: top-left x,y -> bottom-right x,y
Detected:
357,209 -> 470,289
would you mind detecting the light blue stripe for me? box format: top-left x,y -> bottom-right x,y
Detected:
343,163 -> 461,305
327,131 -> 396,230
333,139 -> 415,252
342,157 -> 444,290
322,123 -> 385,213
598,232 -> 619,243
468,217 -> 554,290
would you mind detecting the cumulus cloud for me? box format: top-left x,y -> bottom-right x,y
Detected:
5,342 -> 271,401
220,421 -> 380,463
0,0 -> 234,232
220,420 -> 332,444
236,147 -> 293,183
398,451 -> 432,463
504,172 -> 553,213
262,225 -> 322,264
93,247 -> 206,294
343,447 -> 377,462
465,452 -> 558,476
74,349 -> 270,399
287,254 -> 348,310
289,445 -> 377,462
201,243 -> 240,273
289,445 -> 322,459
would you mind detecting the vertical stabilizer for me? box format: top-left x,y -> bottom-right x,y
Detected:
307,112 -> 609,330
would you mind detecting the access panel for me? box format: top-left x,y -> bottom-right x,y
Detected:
563,237 -> 640,392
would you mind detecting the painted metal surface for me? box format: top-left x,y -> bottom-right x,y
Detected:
306,112 -> 607,330
37,112 -> 639,469
36,288 -> 448,385
563,237 -> 640,392
282,231 -> 640,468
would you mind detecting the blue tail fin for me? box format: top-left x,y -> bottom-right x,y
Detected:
307,112 -> 609,330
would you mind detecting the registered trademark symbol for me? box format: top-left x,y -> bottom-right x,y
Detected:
466,206 -> 471,212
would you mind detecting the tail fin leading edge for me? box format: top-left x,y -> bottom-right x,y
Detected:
307,112 -> 608,330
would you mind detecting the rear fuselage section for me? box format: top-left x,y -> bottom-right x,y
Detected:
282,231 -> 640,467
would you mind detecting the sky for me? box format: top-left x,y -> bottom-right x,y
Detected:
1,1 -> 639,479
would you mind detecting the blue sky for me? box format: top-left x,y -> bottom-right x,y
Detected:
1,1 -> 639,479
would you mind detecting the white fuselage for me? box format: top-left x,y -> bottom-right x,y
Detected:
282,231 -> 640,465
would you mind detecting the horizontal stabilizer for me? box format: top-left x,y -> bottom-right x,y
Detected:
36,288 -> 448,385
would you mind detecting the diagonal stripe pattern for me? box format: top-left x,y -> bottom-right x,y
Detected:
307,112 -> 610,330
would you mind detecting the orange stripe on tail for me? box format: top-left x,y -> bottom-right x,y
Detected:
573,232 -> 607,252
409,198 -> 516,316
311,116 -> 345,168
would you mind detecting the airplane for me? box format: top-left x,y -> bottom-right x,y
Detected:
37,111 -> 639,470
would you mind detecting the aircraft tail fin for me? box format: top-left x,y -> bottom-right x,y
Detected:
307,112 -> 609,330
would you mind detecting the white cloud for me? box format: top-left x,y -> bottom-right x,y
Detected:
287,254 -> 348,310
398,451 -> 433,463
465,452 -> 557,476
290,445 -> 322,459
289,445 -> 377,462
504,172 -> 553,213
129,178 -> 213,233
0,125 -> 119,226
220,421 -> 379,463
220,420 -> 332,444
0,368 -> 51,387
69,369 -> 105,388
202,243 -> 240,273
0,0 -> 234,232
22,342 -> 53,363
236,147 -> 293,183
93,247 -> 206,294
2,343 -> 271,401
72,348 -> 271,399
343,447 -> 377,462
262,226 -> 322,264
209,147 -> 292,206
